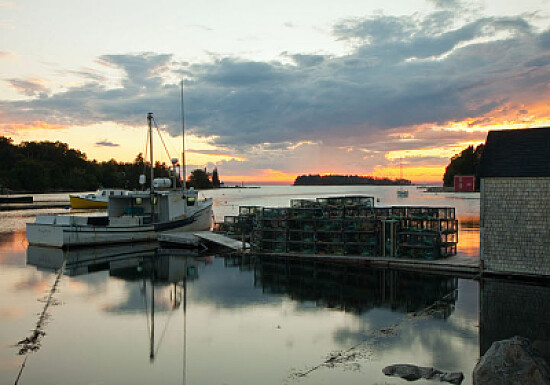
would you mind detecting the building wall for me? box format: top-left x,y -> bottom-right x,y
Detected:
480,177 -> 550,277
454,175 -> 475,192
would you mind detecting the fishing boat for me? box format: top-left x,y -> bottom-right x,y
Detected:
27,86 -> 214,248
69,189 -> 128,209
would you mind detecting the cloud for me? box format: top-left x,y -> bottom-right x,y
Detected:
95,140 -> 120,147
0,50 -> 16,59
427,0 -> 463,10
7,78 -> 48,96
0,7 -> 549,180
538,28 -> 550,49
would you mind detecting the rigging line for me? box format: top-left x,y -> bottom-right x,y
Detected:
151,117 -> 173,164
143,279 -> 150,345
153,117 -> 180,157
183,274 -> 187,385
154,300 -> 178,357
144,127 -> 150,176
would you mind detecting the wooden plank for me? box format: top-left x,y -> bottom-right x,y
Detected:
251,252 -> 480,277
157,232 -> 199,246
193,231 -> 249,250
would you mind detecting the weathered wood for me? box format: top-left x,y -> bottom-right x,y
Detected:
194,231 -> 249,250
157,233 -> 199,247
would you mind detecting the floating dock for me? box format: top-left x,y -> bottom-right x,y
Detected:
158,231 -> 249,251
159,229 -> 478,276
0,201 -> 69,211
250,252 -> 480,278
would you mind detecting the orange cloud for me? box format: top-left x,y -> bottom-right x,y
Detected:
385,141 -> 486,161
222,169 -> 296,184
369,165 -> 445,184
0,121 -> 66,132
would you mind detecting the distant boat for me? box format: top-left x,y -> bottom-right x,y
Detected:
69,189 -> 128,209
396,158 -> 409,198
397,189 -> 409,198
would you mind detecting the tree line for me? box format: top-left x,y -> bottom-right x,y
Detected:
0,137 -> 220,193
294,174 -> 411,186
442,144 -> 484,188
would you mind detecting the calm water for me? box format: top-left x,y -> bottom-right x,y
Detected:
0,186 -> 547,385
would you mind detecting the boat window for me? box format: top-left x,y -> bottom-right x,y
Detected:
187,197 -> 195,206
110,191 -> 114,196
101,191 -> 106,196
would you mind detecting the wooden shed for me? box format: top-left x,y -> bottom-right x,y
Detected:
478,126 -> 550,278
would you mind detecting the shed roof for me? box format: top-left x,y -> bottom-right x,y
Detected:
478,127 -> 550,178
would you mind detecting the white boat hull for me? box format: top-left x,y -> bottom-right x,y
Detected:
26,203 -> 212,248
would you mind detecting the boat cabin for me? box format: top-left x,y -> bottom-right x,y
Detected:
108,188 -> 201,224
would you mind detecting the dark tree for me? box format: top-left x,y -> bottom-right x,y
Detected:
0,136 -> 174,193
187,169 -> 213,189
293,174 -> 411,186
211,168 -> 221,188
443,144 -> 484,187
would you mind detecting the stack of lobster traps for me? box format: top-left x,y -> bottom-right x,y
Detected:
214,196 -> 458,260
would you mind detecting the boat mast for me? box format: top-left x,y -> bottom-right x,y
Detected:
180,80 -> 187,190
147,113 -> 155,221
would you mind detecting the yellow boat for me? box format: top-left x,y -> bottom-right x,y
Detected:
69,189 -> 127,209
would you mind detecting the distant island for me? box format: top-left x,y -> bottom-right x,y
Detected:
293,174 -> 411,186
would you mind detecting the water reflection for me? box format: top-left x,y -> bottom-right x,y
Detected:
456,215 -> 480,258
480,278 -> 550,357
252,255 -> 459,317
24,244 -> 210,364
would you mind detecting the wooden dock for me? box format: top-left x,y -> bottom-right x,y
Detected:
194,231 -> 249,250
0,201 -> 69,211
158,231 -> 249,251
158,230 -> 479,276
158,232 -> 200,247
251,252 -> 480,277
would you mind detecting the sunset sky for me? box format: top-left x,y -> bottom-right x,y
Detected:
1,0 -> 549,184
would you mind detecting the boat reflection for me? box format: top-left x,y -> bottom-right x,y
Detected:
27,243 -> 208,281
24,244 -> 211,364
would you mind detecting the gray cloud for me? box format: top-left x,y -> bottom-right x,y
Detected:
95,140 -> 120,147
538,28 -> 550,49
0,10 -> 549,156
428,0 -> 462,9
7,78 -> 48,96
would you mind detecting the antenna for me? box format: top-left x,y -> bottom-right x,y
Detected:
181,80 -> 186,190
147,113 -> 155,221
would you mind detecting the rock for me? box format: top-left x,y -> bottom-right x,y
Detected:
383,364 -> 422,381
440,372 -> 465,385
473,336 -> 550,385
382,364 -> 463,384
